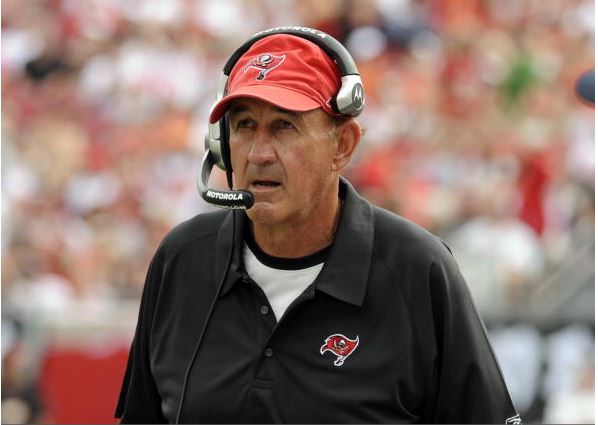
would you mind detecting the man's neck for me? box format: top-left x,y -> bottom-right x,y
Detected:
250,195 -> 342,259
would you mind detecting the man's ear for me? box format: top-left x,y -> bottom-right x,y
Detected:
332,119 -> 361,172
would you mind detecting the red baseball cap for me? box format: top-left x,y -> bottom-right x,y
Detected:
209,34 -> 341,124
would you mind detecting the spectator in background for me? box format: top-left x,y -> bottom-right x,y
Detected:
574,68 -> 594,106
1,318 -> 44,425
542,325 -> 595,423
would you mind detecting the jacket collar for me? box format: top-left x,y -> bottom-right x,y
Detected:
314,178 -> 374,306
215,177 -> 374,306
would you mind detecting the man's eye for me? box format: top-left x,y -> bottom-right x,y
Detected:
276,120 -> 295,130
236,118 -> 254,128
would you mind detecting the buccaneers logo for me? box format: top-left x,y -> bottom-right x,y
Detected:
320,334 -> 359,366
244,53 -> 285,80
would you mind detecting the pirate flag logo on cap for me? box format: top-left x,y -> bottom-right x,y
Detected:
244,53 -> 286,80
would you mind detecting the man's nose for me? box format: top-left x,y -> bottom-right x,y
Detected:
247,129 -> 276,165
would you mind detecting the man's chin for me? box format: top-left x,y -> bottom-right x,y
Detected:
245,201 -> 283,225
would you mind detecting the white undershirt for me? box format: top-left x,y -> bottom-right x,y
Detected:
243,243 -> 324,322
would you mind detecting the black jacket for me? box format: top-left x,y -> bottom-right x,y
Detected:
116,178 -> 519,423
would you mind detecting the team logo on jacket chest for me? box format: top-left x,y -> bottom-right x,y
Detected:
320,334 -> 359,366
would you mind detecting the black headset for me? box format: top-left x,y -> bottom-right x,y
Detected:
198,26 -> 366,210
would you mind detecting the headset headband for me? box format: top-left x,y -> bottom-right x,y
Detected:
223,26 -> 360,77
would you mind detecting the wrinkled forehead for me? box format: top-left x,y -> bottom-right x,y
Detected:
228,98 -> 330,124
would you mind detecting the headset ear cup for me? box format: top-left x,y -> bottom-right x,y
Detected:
334,76 -> 365,116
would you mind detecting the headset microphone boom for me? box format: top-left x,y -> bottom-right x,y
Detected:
197,149 -> 254,209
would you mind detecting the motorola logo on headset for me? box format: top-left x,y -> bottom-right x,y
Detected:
352,84 -> 364,103
197,26 -> 366,210
253,26 -> 328,39
205,190 -> 244,201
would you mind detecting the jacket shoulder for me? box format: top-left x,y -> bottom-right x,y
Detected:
372,206 -> 453,269
158,210 -> 228,259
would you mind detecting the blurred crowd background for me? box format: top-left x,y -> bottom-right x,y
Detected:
1,0 -> 594,423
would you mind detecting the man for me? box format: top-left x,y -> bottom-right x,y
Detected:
116,28 -> 520,423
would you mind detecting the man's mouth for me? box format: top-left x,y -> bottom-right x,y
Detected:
249,180 -> 281,190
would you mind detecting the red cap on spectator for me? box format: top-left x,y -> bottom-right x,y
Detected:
209,34 -> 341,124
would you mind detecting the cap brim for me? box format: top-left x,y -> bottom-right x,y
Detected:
209,85 -> 321,123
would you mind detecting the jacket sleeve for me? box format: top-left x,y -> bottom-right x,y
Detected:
426,251 -> 521,424
115,249 -> 168,423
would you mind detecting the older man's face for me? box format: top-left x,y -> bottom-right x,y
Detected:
228,98 -> 338,226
